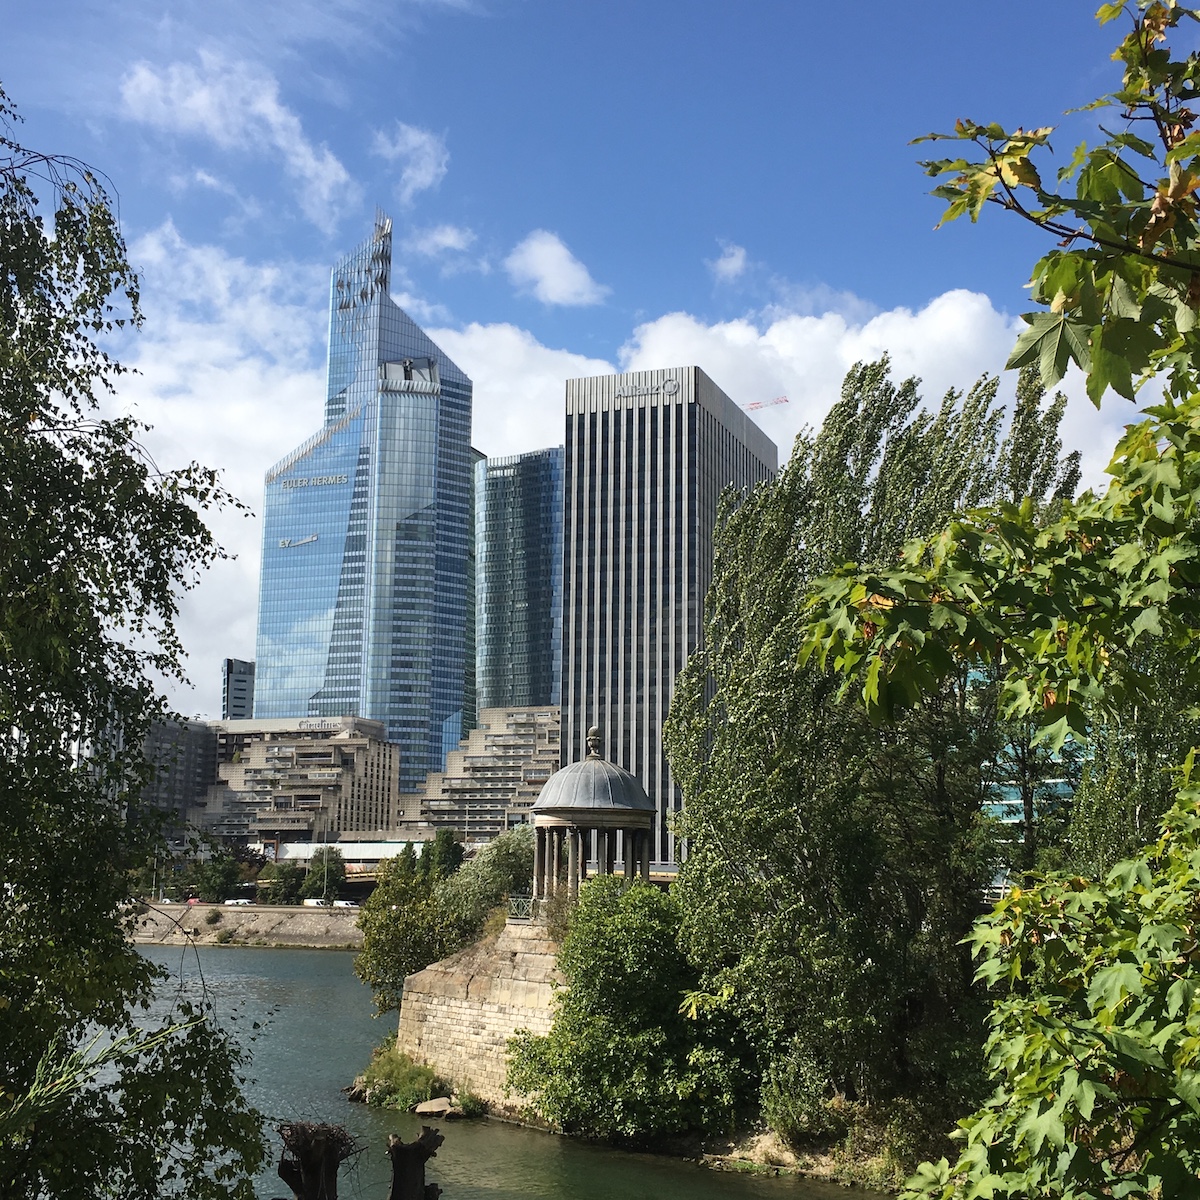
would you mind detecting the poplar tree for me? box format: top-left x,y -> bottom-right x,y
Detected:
665,358 -> 1078,1142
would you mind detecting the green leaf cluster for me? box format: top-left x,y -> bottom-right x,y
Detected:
506,878 -> 752,1141
903,757 -> 1200,1200
804,393 -> 1200,752
916,2 -> 1200,405
301,846 -> 347,901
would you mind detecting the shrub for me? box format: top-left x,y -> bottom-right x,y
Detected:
204,908 -> 222,926
761,1041 -> 845,1145
507,877 -> 753,1141
457,1091 -> 489,1118
360,1040 -> 449,1111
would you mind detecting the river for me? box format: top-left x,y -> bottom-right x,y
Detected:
140,944 -> 866,1200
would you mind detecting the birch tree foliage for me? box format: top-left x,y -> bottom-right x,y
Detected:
0,84 -> 264,1199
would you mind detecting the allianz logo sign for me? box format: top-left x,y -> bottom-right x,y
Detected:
613,377 -> 681,400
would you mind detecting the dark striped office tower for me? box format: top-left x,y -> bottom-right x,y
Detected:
562,367 -> 777,868
476,447 -> 564,710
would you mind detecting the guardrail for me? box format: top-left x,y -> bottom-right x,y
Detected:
507,894 -> 536,921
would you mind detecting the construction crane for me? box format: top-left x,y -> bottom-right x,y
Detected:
742,395 -> 789,412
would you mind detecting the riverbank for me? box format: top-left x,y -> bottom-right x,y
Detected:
133,902 -> 364,949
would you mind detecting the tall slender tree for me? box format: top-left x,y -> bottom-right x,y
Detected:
666,357 -> 1078,1140
0,85 -> 264,1197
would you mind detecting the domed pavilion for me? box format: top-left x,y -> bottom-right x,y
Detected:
530,727 -> 655,900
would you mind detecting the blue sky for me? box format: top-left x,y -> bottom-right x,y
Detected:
3,1 -> 1148,716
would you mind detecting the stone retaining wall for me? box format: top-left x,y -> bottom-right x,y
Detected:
132,903 -> 363,949
396,920 -> 559,1113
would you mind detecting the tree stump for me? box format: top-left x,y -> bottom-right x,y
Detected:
386,1125 -> 444,1200
276,1122 -> 362,1200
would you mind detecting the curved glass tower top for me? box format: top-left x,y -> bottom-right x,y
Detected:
255,214 -> 474,793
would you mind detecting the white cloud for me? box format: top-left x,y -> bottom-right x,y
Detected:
709,241 -> 747,282
120,52 -> 357,231
112,223 -> 329,717
405,223 -> 476,256
504,230 -> 609,306
427,322 -> 613,457
618,290 -> 1125,485
371,122 -> 449,205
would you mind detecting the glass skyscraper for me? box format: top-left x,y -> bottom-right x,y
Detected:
562,367 -> 777,867
254,213 -> 474,792
475,447 -> 564,709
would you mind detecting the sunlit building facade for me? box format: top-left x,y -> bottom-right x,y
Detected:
476,447 -> 564,710
254,214 -> 474,792
562,367 -> 777,868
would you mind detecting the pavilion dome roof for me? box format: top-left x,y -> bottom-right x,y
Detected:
532,730 -> 654,816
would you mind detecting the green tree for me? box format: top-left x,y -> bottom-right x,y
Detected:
258,859 -> 305,905
806,388 -> 1200,1200
191,851 -> 242,903
800,11 -> 1200,1194
665,357 -> 1077,1139
905,760 -> 1200,1200
0,85 -> 264,1196
355,826 -> 532,1014
301,846 -> 347,902
507,878 -> 751,1141
419,827 -> 465,882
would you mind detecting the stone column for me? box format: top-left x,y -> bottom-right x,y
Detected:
543,828 -> 555,898
605,829 -> 616,876
639,828 -> 650,881
532,826 -> 543,901
567,826 -> 579,897
624,829 -> 635,880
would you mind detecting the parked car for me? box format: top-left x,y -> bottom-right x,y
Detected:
224,898 -> 252,906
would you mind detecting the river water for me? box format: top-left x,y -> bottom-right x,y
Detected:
140,944 -> 863,1200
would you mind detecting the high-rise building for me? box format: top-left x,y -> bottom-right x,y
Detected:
143,718 -> 217,829
476,447 -> 564,710
562,366 -> 777,867
416,706 -> 561,842
254,214 -> 475,792
221,657 -> 255,720
191,717 -> 400,844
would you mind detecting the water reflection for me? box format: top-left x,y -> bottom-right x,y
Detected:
139,944 -> 865,1200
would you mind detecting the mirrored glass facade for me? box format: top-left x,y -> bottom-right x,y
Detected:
255,214 -> 474,793
563,367 -> 777,867
476,447 -> 564,709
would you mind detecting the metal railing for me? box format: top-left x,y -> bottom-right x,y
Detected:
507,894 -> 536,921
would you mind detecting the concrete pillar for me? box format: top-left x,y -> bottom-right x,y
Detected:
567,827 -> 579,897
624,829 -> 635,880
639,828 -> 650,881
